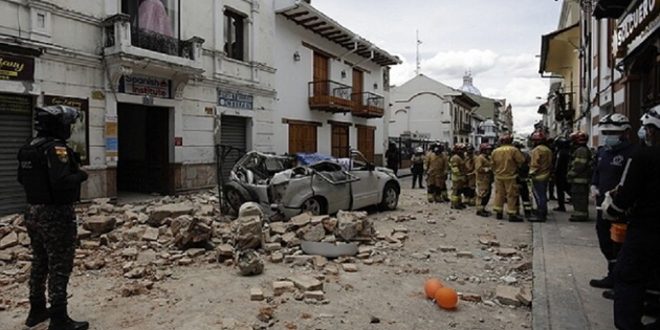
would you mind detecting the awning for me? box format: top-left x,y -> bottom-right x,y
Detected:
539,23 -> 580,74
592,0 -> 630,19
275,0 -> 401,66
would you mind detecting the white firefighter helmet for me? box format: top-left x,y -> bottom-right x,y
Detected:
642,105 -> 660,129
598,113 -> 631,132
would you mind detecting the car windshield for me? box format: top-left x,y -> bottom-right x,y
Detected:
350,151 -> 369,170
235,152 -> 293,181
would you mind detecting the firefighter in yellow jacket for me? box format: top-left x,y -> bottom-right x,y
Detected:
475,143 -> 494,217
424,143 -> 448,203
450,143 -> 468,209
464,145 -> 477,206
529,131 -> 553,222
491,134 -> 526,222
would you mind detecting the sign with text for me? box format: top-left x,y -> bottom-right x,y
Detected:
119,75 -> 172,99
43,95 -> 90,165
616,0 -> 660,50
217,89 -> 253,110
0,53 -> 34,81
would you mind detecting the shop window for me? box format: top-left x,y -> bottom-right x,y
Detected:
224,9 -> 246,61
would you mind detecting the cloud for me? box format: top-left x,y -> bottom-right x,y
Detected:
423,49 -> 499,78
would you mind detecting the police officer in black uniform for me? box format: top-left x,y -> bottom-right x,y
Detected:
17,105 -> 89,330
603,105 -> 660,330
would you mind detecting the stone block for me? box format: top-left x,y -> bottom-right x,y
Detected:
289,274 -> 323,291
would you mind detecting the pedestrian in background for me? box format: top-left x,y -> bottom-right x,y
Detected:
410,147 -> 425,189
589,114 -> 637,296
529,131 -> 553,222
603,106 -> 660,330
17,106 -> 89,330
475,143 -> 494,217
386,142 -> 399,176
491,134 -> 525,222
567,131 -> 592,222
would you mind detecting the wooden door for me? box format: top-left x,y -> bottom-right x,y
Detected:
289,123 -> 318,154
352,69 -> 364,107
331,124 -> 349,158
357,125 -> 375,162
313,52 -> 329,97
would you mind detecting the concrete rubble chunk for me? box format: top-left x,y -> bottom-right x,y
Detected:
174,217 -> 213,250
234,215 -> 263,250
121,247 -> 139,259
497,248 -> 518,257
456,251 -> 474,258
304,290 -> 325,301
84,258 -> 106,270
310,215 -> 328,226
516,286 -> 532,306
77,228 -> 92,240
460,293 -> 482,303
290,213 -> 312,227
264,243 -> 281,252
124,267 -> 145,279
0,251 -> 14,262
142,227 -> 160,242
514,261 -> 532,272
313,255 -> 328,268
302,224 -> 326,242
149,203 -> 194,226
82,216 -> 116,235
271,251 -> 284,263
80,240 -> 100,250
289,274 -> 323,291
186,248 -> 205,258
341,263 -> 358,272
269,222 -> 288,235
495,285 -> 522,307
282,232 -> 300,247
250,287 -> 264,301
273,281 -> 295,296
0,232 -> 19,250
478,234 -> 500,246
439,245 -> 457,252
322,217 -> 338,232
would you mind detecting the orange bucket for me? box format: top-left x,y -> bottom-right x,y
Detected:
610,223 -> 628,243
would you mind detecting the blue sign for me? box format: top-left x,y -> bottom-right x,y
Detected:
218,89 -> 253,110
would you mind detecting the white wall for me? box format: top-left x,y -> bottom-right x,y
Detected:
273,14 -> 389,156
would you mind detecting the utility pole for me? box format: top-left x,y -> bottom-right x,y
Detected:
416,30 -> 422,75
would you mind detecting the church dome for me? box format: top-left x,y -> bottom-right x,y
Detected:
459,71 -> 481,96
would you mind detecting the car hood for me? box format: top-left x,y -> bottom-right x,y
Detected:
375,166 -> 397,178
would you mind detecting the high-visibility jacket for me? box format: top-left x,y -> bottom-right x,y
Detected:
530,144 -> 553,181
491,144 -> 525,180
568,145 -> 592,184
449,154 -> 466,181
474,154 -> 492,183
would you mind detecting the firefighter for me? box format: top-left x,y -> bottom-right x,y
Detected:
475,143 -> 494,217
529,131 -> 553,222
553,136 -> 571,212
515,142 -> 534,220
602,106 -> 660,330
491,134 -> 525,222
17,106 -> 89,330
449,143 -> 468,209
424,143 -> 447,203
464,145 -> 477,206
589,114 -> 637,293
567,131 -> 593,222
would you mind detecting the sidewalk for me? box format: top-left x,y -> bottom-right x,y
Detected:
532,202 -> 615,330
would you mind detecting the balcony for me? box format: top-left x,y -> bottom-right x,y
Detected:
459,123 -> 472,134
103,14 -> 204,69
352,92 -> 385,118
308,80 -> 353,113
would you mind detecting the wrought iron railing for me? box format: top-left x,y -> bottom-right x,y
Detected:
352,92 -> 384,117
308,80 -> 353,100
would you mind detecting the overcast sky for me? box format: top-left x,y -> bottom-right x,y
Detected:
313,0 -> 564,134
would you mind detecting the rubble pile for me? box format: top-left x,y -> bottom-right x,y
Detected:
0,193 -> 404,303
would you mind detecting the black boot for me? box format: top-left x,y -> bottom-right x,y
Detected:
589,276 -> 614,289
48,306 -> 89,330
496,212 -> 503,220
508,214 -> 523,222
25,300 -> 49,327
602,289 -> 615,300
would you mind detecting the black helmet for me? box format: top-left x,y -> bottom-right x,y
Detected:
35,105 -> 80,140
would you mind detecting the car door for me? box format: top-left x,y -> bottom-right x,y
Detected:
349,151 -> 380,209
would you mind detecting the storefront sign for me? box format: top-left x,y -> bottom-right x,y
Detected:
43,95 -> 90,165
217,89 -> 253,110
119,75 -> 172,99
617,0 -> 659,49
0,54 -> 34,81
0,93 -> 32,114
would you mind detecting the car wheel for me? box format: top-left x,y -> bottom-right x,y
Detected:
380,183 -> 399,210
225,187 -> 247,213
301,197 -> 324,215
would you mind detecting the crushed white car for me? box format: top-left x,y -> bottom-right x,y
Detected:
223,150 -> 400,218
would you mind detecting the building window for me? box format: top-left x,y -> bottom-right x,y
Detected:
224,9 -> 246,61
122,0 -> 179,37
